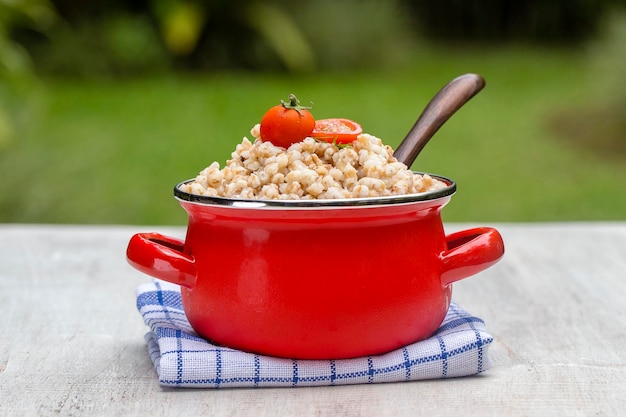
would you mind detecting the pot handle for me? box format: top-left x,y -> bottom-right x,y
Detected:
126,232 -> 196,288
440,227 -> 504,286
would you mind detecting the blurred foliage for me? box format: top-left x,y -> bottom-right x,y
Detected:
586,10 -> 626,106
0,0 -> 56,147
550,10 -> 626,158
283,0 -> 416,71
6,0 -> 624,78
409,0 -> 624,44
240,1 -> 315,72
152,0 -> 205,56
15,0 -> 414,74
28,13 -> 169,77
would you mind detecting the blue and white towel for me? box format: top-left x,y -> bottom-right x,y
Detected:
136,280 -> 493,388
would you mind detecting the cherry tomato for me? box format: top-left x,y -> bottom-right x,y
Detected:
311,118 -> 363,144
259,94 -> 315,148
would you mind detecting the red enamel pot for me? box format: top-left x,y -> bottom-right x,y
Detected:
127,174 -> 504,360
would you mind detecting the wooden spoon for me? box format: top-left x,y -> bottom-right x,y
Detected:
393,73 -> 486,167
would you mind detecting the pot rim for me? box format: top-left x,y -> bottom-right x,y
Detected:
174,172 -> 456,209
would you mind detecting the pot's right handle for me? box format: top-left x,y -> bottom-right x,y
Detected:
439,227 -> 504,287
126,232 -> 196,288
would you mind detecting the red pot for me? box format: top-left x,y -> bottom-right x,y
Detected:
127,175 -> 504,359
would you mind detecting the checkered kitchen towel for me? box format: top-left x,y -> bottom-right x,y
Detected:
136,280 -> 493,388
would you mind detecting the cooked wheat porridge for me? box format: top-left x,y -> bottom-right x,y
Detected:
179,124 -> 447,200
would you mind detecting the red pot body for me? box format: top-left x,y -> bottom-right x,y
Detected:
127,177 -> 504,359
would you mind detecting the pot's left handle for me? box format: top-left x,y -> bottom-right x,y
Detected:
439,227 -> 504,287
127,232 -> 196,288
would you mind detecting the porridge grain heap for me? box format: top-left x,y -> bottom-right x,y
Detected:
180,124 -> 447,200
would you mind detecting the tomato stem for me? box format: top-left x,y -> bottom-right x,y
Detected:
281,94 -> 312,117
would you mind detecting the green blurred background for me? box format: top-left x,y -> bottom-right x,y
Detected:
1,0 -> 625,225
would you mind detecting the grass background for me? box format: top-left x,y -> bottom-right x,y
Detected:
1,46 -> 624,225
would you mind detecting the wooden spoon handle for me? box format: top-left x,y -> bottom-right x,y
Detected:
393,73 -> 486,167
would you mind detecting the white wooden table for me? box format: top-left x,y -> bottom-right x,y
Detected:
0,223 -> 624,416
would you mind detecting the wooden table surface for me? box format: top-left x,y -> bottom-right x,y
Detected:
0,223 -> 624,416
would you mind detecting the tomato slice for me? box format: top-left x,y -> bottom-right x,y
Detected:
311,118 -> 363,144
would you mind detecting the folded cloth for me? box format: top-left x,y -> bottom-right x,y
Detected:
136,280 -> 493,388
